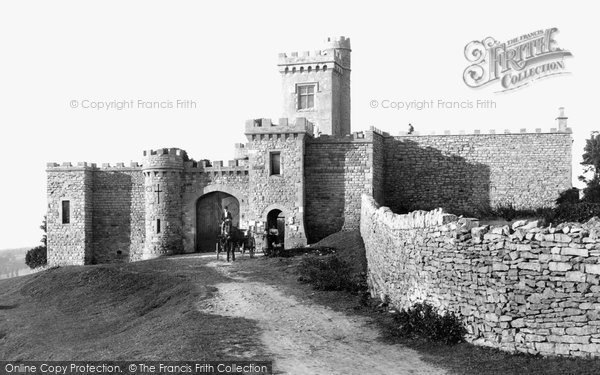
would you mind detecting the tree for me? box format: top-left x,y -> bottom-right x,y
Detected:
25,246 -> 47,269
580,132 -> 600,203
25,216 -> 48,269
582,131 -> 600,173
40,215 -> 47,247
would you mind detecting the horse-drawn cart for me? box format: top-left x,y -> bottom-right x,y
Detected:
215,223 -> 256,261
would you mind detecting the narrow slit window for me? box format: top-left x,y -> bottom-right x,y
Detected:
270,152 -> 281,175
61,200 -> 70,224
157,219 -> 161,234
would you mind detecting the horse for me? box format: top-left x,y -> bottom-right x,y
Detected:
217,221 -> 246,262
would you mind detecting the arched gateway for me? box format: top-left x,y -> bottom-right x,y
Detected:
196,191 -> 239,252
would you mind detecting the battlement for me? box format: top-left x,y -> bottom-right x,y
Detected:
143,147 -> 186,170
278,36 -> 351,70
142,148 -> 187,157
183,159 -> 249,175
325,35 -> 351,50
46,162 -> 95,171
244,117 -> 314,137
99,162 -> 142,170
46,162 -> 142,171
310,130 -> 377,143
234,143 -> 248,160
393,127 -> 573,137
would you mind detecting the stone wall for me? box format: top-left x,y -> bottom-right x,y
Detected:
181,160 -> 250,253
361,194 -> 600,357
47,164 -> 94,266
92,166 -> 145,263
304,132 -> 375,242
245,118 -> 312,248
371,131 -> 385,205
383,131 -> 572,214
46,127 -> 574,265
47,163 -> 146,265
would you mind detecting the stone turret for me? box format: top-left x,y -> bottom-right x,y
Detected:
142,148 -> 184,259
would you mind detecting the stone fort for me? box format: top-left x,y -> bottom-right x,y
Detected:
46,36 -> 573,266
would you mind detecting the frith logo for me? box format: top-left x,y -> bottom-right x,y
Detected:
463,28 -> 573,92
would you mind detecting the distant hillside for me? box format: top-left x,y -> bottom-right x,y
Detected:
0,247 -> 31,279
0,246 -> 31,253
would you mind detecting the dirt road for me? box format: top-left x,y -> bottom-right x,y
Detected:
197,256 -> 446,375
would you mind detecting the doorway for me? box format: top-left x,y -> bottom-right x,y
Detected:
196,192 -> 239,252
266,209 -> 285,249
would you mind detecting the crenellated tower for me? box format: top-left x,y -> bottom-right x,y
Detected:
278,36 -> 351,137
142,148 -> 184,259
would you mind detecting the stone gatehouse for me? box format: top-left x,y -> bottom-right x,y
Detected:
46,36 -> 573,266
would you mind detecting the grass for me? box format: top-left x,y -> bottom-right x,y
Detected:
297,253 -> 366,293
0,255 -> 269,361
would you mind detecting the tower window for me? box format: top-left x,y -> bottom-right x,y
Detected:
157,219 -> 161,234
297,84 -> 315,110
270,152 -> 281,175
61,200 -> 70,224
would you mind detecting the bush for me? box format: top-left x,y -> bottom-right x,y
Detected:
297,254 -> 366,293
556,187 -> 580,205
551,202 -> 600,224
25,246 -> 47,269
582,178 -> 600,203
475,202 -> 540,221
391,302 -> 466,345
493,203 -> 518,221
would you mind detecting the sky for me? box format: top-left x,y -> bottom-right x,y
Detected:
0,0 -> 597,250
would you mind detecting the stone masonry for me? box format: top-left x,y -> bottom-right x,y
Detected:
384,131 -> 573,214
361,195 -> 600,357
279,36 -> 351,137
47,36 -> 573,272
245,118 -> 312,248
305,132 -> 377,242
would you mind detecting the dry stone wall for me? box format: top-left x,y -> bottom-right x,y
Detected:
361,194 -> 600,357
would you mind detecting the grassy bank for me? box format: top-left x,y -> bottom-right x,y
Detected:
0,255 -> 268,360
